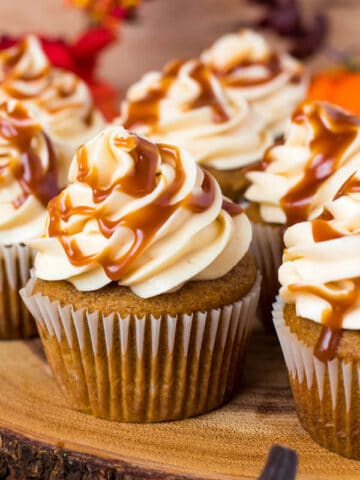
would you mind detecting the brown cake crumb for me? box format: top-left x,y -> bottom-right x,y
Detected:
32,252 -> 257,317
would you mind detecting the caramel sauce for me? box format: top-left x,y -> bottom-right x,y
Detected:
311,219 -> 343,242
289,278 -> 360,361
48,135 -> 241,280
221,199 -> 243,216
187,62 -> 229,123
123,59 -> 229,130
0,102 -> 60,208
123,60 -> 184,130
215,54 -> 283,87
334,171 -> 360,200
280,103 -> 360,225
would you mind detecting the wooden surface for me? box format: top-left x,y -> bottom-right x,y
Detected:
0,330 -> 359,479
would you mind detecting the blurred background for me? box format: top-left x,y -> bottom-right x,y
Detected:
1,0 -> 359,91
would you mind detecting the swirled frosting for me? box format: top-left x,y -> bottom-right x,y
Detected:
201,29 -> 307,136
245,101 -> 360,225
279,169 -> 360,359
0,100 -> 61,244
0,35 -> 105,186
120,59 -> 271,171
29,126 -> 252,297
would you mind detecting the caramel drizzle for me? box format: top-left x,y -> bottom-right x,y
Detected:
123,59 -> 229,130
215,53 -> 284,87
289,279 -> 360,361
0,38 -> 50,99
292,171 -> 360,361
280,102 -> 360,226
0,102 -> 60,208
48,135 -> 241,281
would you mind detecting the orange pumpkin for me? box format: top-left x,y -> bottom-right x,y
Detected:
308,69 -> 360,115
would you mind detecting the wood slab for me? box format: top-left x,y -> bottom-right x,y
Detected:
0,330 -> 359,479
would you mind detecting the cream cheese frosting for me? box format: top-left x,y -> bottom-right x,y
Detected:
201,29 -> 307,136
0,100 -> 61,245
245,101 -> 360,225
279,169 -> 360,331
0,35 -> 105,186
120,59 -> 271,171
29,126 -> 252,297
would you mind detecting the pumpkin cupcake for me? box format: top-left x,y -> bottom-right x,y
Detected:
245,100 -> 360,327
0,100 -> 61,338
0,35 -> 105,186
119,58 -> 271,201
201,29 -> 307,138
274,168 -> 360,459
20,125 -> 261,423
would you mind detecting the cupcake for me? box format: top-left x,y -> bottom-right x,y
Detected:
274,168 -> 360,459
0,35 -> 105,186
0,100 -> 61,338
20,125 -> 261,423
201,29 -> 307,138
245,100 -> 360,327
119,58 -> 271,201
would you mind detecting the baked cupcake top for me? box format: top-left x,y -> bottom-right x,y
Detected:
120,59 -> 271,171
0,35 -> 105,185
29,126 -> 252,298
279,169 -> 360,360
245,101 -> 360,225
0,100 -> 60,244
200,29 -> 307,136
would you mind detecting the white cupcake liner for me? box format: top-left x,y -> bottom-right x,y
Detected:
20,273 -> 261,423
273,297 -> 360,459
251,222 -> 283,327
0,244 -> 37,338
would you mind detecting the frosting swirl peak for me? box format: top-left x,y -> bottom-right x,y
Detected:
30,126 -> 252,297
245,101 -> 360,225
0,35 -> 105,186
120,59 -> 271,171
201,29 -> 307,136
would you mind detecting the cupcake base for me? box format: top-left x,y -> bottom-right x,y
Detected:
0,244 -> 37,339
273,298 -> 360,459
20,268 -> 261,423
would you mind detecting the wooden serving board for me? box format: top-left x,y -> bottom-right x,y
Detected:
0,329 -> 359,479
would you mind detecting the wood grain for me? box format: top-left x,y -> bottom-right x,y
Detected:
0,330 -> 359,479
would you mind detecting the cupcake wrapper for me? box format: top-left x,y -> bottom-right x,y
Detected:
0,244 -> 36,339
273,297 -> 360,459
251,222 -> 283,328
20,274 -> 261,423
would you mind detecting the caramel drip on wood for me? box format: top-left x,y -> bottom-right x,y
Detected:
48,136 -> 241,280
0,102 -> 60,208
280,103 -> 360,225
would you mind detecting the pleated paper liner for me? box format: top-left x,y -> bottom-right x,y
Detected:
20,273 -> 261,423
251,222 -> 283,329
273,297 -> 360,460
0,244 -> 37,339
